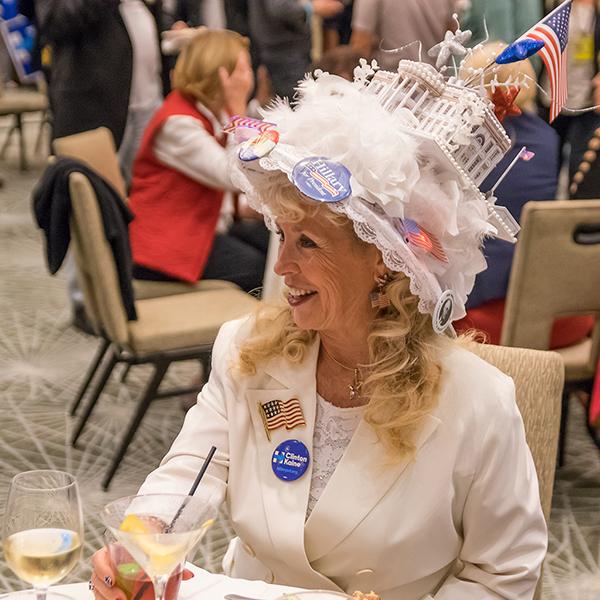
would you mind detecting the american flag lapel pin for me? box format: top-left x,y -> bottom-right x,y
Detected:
258,402 -> 272,442
258,398 -> 306,441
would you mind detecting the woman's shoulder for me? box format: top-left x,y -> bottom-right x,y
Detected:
441,343 -> 511,383
214,314 -> 256,355
436,343 -> 518,423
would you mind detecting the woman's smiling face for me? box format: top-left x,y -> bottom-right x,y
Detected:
273,212 -> 384,335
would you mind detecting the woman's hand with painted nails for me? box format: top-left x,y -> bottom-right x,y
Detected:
91,548 -> 125,600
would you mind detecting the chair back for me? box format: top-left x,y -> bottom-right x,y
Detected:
470,344 -> 563,600
501,200 -> 600,375
53,127 -> 127,199
68,171 -> 130,346
471,344 -> 563,522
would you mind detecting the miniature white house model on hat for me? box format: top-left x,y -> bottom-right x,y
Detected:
366,60 -> 511,187
365,60 -> 516,242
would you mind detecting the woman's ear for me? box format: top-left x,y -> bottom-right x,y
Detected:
373,251 -> 387,281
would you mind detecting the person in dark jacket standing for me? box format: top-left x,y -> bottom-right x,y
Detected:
247,0 -> 344,99
33,0 -> 166,184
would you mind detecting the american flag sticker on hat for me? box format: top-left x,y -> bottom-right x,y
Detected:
258,398 -> 306,441
400,218 -> 449,263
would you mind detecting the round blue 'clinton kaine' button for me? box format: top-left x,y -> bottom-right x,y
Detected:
272,439 -> 310,481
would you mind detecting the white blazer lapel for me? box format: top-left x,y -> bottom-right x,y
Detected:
245,338 -> 323,573
304,413 -> 441,563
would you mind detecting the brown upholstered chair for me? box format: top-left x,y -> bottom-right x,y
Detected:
471,343 -> 563,600
52,126 -> 240,301
53,126 -> 128,198
500,200 -> 600,463
53,127 -> 242,416
67,170 -> 259,489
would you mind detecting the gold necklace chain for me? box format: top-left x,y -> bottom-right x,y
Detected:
321,345 -> 364,402
321,344 -> 357,371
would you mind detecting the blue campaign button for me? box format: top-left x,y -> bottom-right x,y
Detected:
292,157 -> 352,203
272,439 -> 310,481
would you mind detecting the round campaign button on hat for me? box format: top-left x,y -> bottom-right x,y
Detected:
432,289 -> 455,334
292,157 -> 352,203
272,439 -> 310,482
239,129 -> 280,161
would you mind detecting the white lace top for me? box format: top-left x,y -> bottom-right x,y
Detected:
307,394 -> 364,518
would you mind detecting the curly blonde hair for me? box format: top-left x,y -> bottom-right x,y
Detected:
238,178 -> 445,460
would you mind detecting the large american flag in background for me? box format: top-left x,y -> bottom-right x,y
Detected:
519,0 -> 572,122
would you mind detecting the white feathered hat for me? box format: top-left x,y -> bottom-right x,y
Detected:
228,57 -> 520,333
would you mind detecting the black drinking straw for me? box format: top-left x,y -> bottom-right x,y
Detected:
132,445 -> 217,600
165,445 -> 217,532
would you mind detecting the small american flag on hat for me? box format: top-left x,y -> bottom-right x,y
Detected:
259,399 -> 306,440
401,219 -> 449,263
520,148 -> 536,161
513,0 -> 572,122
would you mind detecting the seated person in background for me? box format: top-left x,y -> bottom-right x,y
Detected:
92,61 -> 546,600
454,42 -> 595,347
570,124 -> 600,198
129,29 -> 268,293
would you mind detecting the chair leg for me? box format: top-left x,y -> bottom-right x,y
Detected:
71,349 -> 118,447
34,110 -> 47,154
0,121 -> 16,158
120,363 -> 133,383
558,390 -> 570,468
102,361 -> 170,490
16,113 -> 27,171
199,352 -> 212,382
586,397 -> 600,447
70,338 -> 110,416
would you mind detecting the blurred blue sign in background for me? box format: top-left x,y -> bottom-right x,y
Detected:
1,0 -> 39,82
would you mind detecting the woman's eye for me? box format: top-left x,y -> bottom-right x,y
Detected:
299,235 -> 317,248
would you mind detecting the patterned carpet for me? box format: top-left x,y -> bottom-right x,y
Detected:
0,117 -> 599,597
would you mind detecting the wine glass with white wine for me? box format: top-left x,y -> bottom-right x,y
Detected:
2,470 -> 83,599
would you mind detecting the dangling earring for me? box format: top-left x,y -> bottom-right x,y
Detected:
370,273 -> 392,308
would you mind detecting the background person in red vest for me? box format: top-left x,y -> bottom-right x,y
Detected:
129,29 -> 268,293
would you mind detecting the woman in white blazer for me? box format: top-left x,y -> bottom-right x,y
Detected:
91,58 -> 547,600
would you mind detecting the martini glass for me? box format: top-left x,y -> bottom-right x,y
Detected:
101,494 -> 215,600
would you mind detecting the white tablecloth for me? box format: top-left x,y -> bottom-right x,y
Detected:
4,564 -> 302,600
